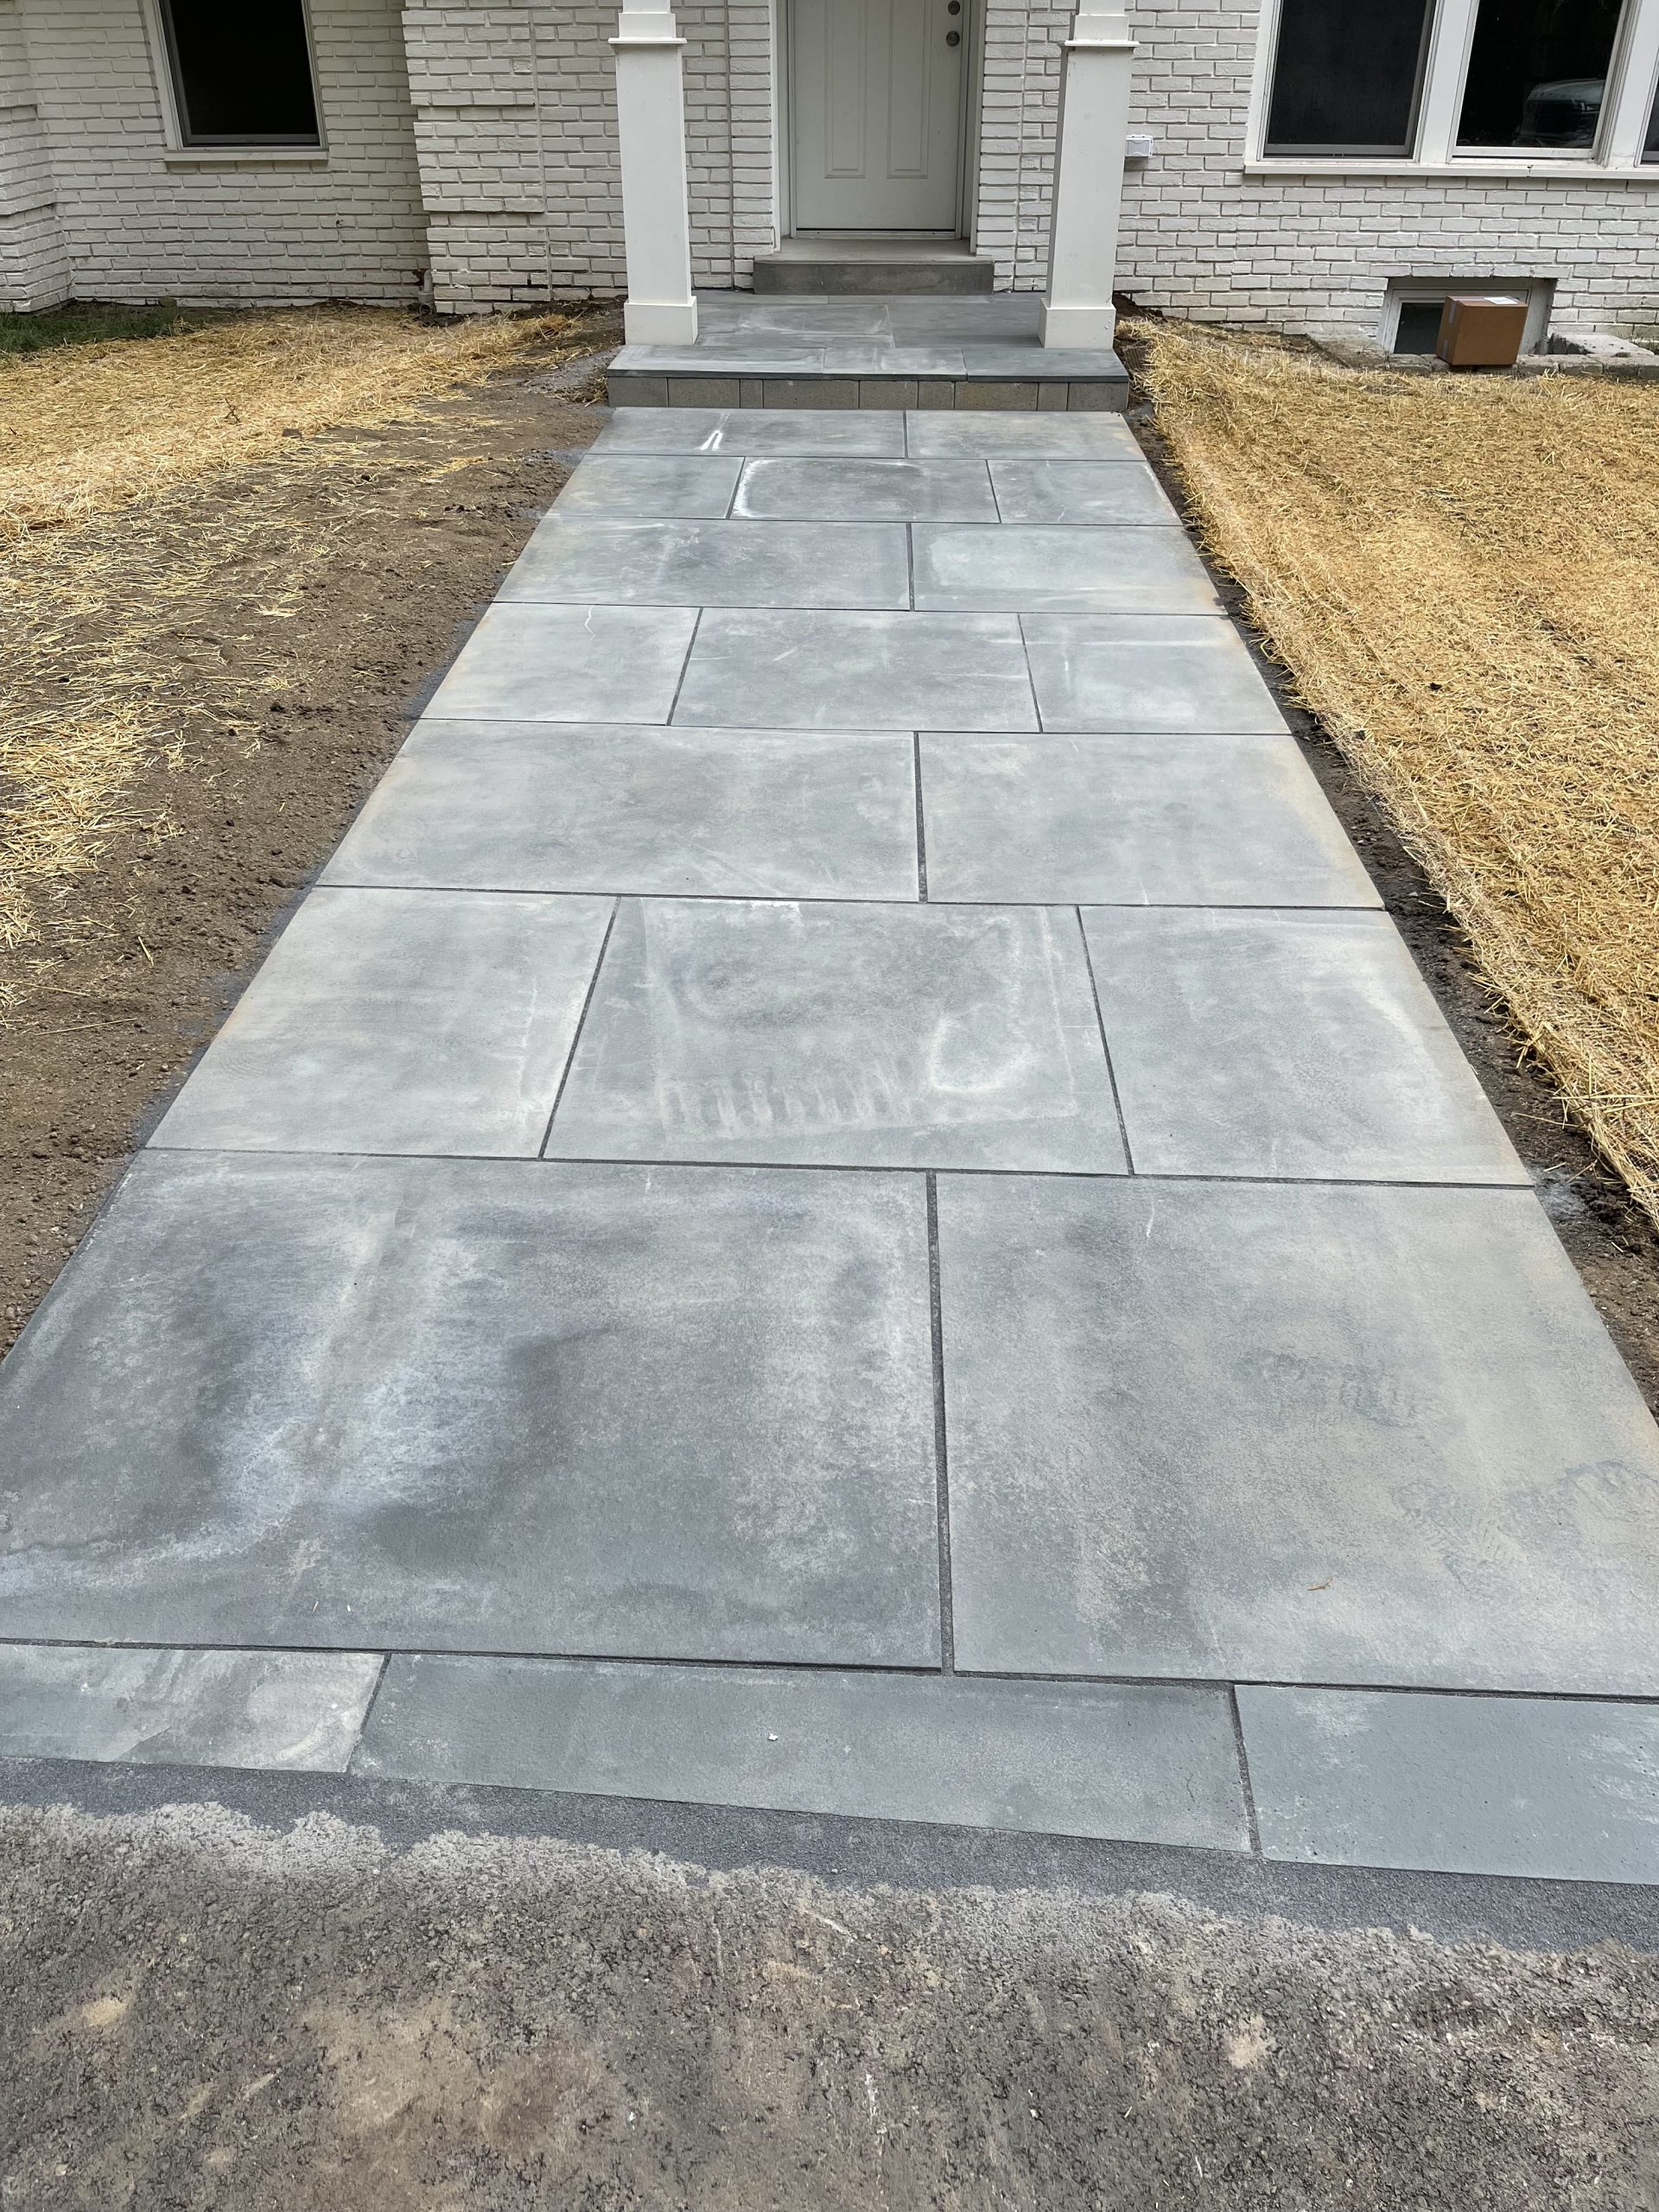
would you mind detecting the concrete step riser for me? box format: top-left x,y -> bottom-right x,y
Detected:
753,257 -> 995,296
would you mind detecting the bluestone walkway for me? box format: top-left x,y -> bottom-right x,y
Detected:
5,404 -> 1659,1884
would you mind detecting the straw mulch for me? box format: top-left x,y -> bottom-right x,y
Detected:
1132,320 -> 1659,1223
0,307 -> 591,959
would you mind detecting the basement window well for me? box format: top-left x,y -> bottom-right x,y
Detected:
158,0 -> 321,146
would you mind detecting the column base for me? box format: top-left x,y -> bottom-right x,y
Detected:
1039,299 -> 1117,351
624,298 -> 700,346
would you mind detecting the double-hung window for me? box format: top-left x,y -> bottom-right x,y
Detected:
1259,0 -> 1659,171
157,0 -> 321,148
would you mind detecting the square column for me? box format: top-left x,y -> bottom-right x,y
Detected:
1039,5 -> 1135,351
610,3 -> 698,347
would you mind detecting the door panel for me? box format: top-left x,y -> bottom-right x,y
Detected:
791,0 -> 965,232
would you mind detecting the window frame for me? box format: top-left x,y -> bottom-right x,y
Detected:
144,0 -> 327,155
1248,0 -> 1659,176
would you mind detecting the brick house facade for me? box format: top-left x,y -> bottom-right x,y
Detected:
3,0 -> 1657,344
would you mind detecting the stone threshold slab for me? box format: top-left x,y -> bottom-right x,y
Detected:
353,1653 -> 1250,1850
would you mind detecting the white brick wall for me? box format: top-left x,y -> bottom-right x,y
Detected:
0,0 -> 70,309
16,0 -> 428,307
10,0 -> 1657,343
1110,1 -> 1659,345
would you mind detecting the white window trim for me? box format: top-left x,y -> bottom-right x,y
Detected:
1248,0 -> 1659,175
138,0 -> 328,158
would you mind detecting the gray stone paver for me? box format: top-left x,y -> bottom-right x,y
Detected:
938,1174 -> 1659,1694
545,896 -> 1127,1172
0,1154 -> 940,1663
1237,1687 -> 1659,1885
1024,613 -> 1289,733
499,516 -> 911,608
912,524 -> 1219,613
0,1645 -> 382,1773
425,601 -> 696,723
322,721 -> 919,900
1080,906 -> 1528,1183
3,395 -> 1658,1884
153,887 -> 612,1158
732,456 -> 1001,521
357,1658 -> 1249,1849
918,731 -> 1380,907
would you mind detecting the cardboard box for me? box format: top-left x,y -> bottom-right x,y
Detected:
1437,295 -> 1529,370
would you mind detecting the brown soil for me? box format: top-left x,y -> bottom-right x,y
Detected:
3,1802 -> 1657,2211
1,332 -> 615,1359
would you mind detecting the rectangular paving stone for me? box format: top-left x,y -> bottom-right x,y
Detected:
937,1175 -> 1659,1693
918,732 -> 1380,907
152,888 -> 612,1158
0,1644 -> 381,1774
733,457 -> 998,523
1238,1686 -> 1659,1885
1081,907 -> 1527,1184
357,1656 -> 1249,1849
673,610 -> 1036,730
323,722 -> 919,901
547,899 -> 1125,1173
906,411 -> 1138,458
912,524 -> 1218,613
553,453 -> 743,518
499,518 -> 910,610
0,1154 -> 941,1662
1023,613 -> 1288,734
423,603 -> 696,724
598,407 -> 907,456
988,459 -> 1176,525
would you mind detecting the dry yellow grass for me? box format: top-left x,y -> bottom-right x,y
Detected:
0,304 -> 575,537
0,305 -> 599,958
1132,319 -> 1659,1218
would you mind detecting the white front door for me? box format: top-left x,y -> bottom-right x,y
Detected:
788,0 -> 967,233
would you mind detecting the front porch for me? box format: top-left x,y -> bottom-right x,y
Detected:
606,290 -> 1131,410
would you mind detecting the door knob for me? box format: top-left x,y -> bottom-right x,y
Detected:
945,28 -> 960,42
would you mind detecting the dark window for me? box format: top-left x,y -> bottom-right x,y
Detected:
1264,0 -> 1435,155
1646,72 -> 1659,161
1457,0 -> 1626,151
1393,300 -> 1447,353
160,0 -> 321,145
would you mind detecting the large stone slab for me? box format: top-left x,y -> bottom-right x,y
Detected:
732,458 -> 999,522
988,459 -> 1175,525
546,898 -> 1125,1172
1238,1686 -> 1659,1885
912,524 -> 1218,613
1023,614 -> 1287,734
152,887 -> 612,1158
499,518 -> 910,610
1081,907 -> 1526,1183
597,408 -> 906,456
0,1155 -> 941,1663
0,1644 -> 380,1773
906,412 -> 1138,458
357,1656 -> 1249,1849
423,603 -> 697,724
673,610 -> 1037,730
918,732 -> 1379,907
554,453 -> 744,518
323,722 -> 919,901
938,1175 -> 1659,1692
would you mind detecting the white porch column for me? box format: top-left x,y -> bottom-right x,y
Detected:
1039,4 -> 1136,351
609,3 -> 698,346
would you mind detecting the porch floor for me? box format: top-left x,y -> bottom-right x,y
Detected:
607,290 -> 1130,411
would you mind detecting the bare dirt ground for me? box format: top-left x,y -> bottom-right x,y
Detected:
1,326 -> 614,1357
2,1800 -> 1656,2211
